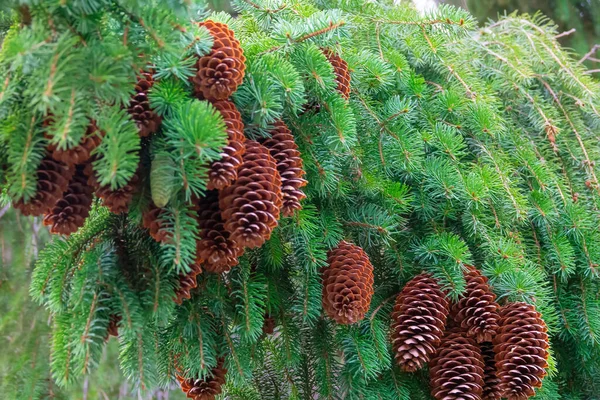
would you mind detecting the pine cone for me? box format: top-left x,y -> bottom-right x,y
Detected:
104,314 -> 122,341
429,331 -> 485,400
192,20 -> 246,101
128,72 -> 162,137
262,314 -> 276,335
219,140 -> 282,249
390,273 -> 449,372
321,241 -> 374,325
480,341 -> 501,400
493,302 -> 549,400
86,164 -> 139,214
43,165 -> 94,235
207,100 -> 245,190
177,358 -> 227,400
451,266 -> 500,343
196,190 -> 244,273
174,262 -> 203,305
322,48 -> 351,100
47,122 -> 104,166
142,203 -> 170,243
13,157 -> 74,216
259,120 -> 307,217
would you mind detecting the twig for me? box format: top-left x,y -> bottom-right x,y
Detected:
555,28 -> 576,39
578,44 -> 600,65
583,69 -> 600,75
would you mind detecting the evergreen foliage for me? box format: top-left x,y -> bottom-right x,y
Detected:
1,0 -> 600,398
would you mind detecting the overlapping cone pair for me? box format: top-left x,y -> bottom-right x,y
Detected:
390,269 -> 549,400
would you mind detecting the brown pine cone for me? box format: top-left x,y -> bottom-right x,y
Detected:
493,302 -> 549,400
390,273 -> 449,372
13,157 -> 74,216
262,314 -> 276,335
259,120 -> 307,217
177,358 -> 227,400
321,241 -> 374,325
322,48 -> 351,100
47,122 -> 104,166
128,72 -> 162,137
429,331 -> 485,400
192,20 -> 246,101
104,314 -> 122,341
480,341 -> 501,400
43,165 -> 94,235
142,203 -> 170,243
207,100 -> 245,190
86,163 -> 139,214
451,266 -> 500,343
196,190 -> 244,273
174,262 -> 203,305
219,140 -> 282,249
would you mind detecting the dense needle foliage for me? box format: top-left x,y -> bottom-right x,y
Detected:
1,0 -> 600,398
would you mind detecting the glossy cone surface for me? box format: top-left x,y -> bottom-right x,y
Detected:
193,21 -> 246,101
429,332 -> 485,400
391,273 -> 449,372
128,72 -> 162,137
451,266 -> 500,343
208,100 -> 245,190
48,122 -> 104,166
322,48 -> 351,100
260,120 -> 307,217
321,241 -> 374,324
493,302 -> 549,400
177,359 -> 227,400
219,140 -> 282,248
43,165 -> 94,235
480,341 -> 501,400
196,190 -> 243,273
14,157 -> 73,216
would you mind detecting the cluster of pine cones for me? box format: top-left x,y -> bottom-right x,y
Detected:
320,248 -> 549,400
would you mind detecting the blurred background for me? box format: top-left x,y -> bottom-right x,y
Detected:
1,0 -> 599,398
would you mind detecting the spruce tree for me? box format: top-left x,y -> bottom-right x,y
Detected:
1,0 -> 600,399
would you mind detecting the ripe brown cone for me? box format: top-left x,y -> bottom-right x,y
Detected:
174,262 -> 203,305
177,358 -> 227,400
219,140 -> 282,249
104,314 -> 122,341
47,122 -> 104,166
322,48 -> 351,100
13,157 -> 74,216
196,190 -> 244,273
451,266 -> 500,343
142,203 -> 170,243
493,302 -> 549,400
390,273 -> 449,372
43,165 -> 94,235
259,120 -> 307,217
321,241 -> 374,325
86,163 -> 139,214
207,100 -> 245,190
128,72 -> 162,137
192,20 -> 246,101
429,331 -> 485,400
262,314 -> 275,335
480,341 -> 501,400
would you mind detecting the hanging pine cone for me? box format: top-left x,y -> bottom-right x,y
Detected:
259,120 -> 307,217
128,72 -> 162,137
196,190 -> 244,273
322,48 -> 351,100
43,165 -> 94,235
219,140 -> 282,249
13,157 -> 74,216
86,164 -> 139,214
177,359 -> 227,400
451,266 -> 500,343
47,122 -> 104,166
104,314 -> 122,341
192,20 -> 246,101
429,331 -> 485,400
493,302 -> 549,400
480,341 -> 502,400
207,100 -> 245,190
174,262 -> 203,305
390,273 -> 449,372
262,314 -> 276,335
321,241 -> 374,325
142,203 -> 170,243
